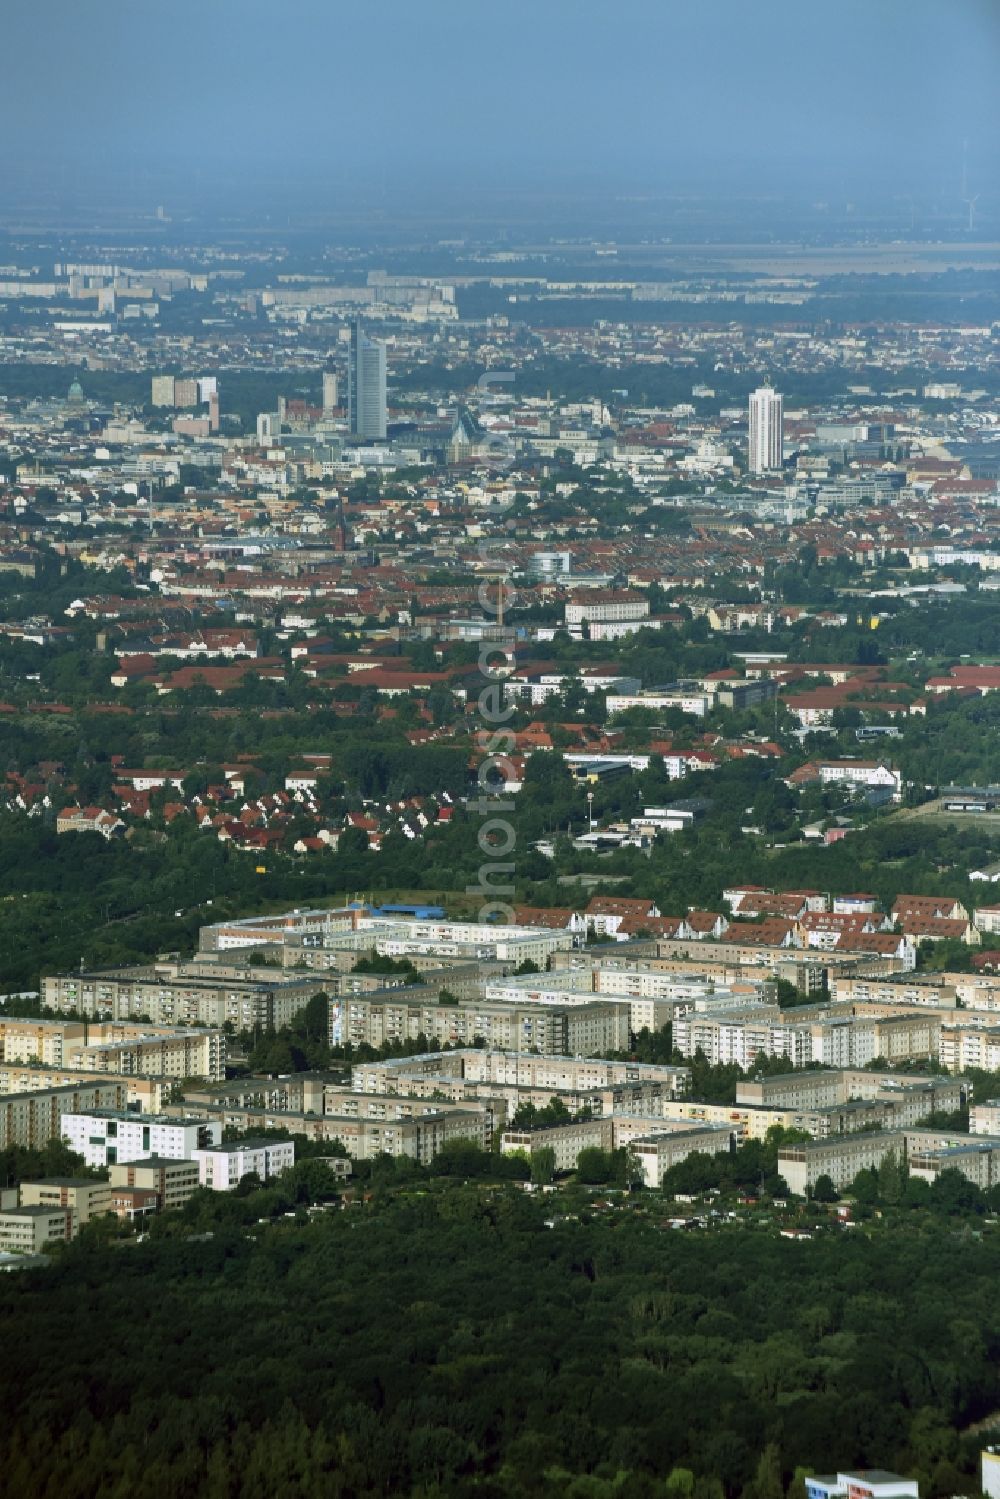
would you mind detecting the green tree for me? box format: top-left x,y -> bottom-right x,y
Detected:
530,1146 -> 556,1185
811,1174 -> 839,1204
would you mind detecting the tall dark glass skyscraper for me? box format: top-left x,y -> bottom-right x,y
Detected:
348,320 -> 387,440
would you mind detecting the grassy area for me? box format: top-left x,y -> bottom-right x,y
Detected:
890,800 -> 1000,830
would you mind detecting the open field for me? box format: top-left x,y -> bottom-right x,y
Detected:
890,800 -> 1000,831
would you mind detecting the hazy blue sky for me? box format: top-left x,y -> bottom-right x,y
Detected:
4,0 -> 999,203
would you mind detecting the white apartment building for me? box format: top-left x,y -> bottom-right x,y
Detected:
606,690 -> 710,718
674,1010 -> 937,1071
191,1138 -> 295,1191
61,1111 -> 221,1169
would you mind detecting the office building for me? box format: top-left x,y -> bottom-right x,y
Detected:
748,384 -> 784,474
172,377 -> 199,408
151,375 -> 175,407
348,321 -> 387,440
322,368 -> 339,415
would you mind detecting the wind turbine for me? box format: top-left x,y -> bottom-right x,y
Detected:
965,194 -> 980,232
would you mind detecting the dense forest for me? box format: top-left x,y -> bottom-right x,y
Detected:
0,1190 -> 996,1498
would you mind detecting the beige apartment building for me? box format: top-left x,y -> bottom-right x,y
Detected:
630,1124 -> 738,1189
971,1101 -> 1000,1136
502,1116 -> 615,1172
0,1065 -> 167,1113
0,1081 -> 129,1150
778,1125 -> 989,1195
350,1049 -> 690,1098
939,1024 -> 1000,1073
737,1068 -> 967,1115
0,1017 -> 225,1082
42,965 -> 327,1030
108,1158 -> 200,1212
0,1204 -> 74,1254
778,1131 -> 902,1195
0,1018 -> 87,1066
179,1102 -> 488,1163
68,1029 -> 225,1082
830,973 -> 960,1008
18,1178 -> 114,1231
908,1141 -> 1000,1190
482,978 -> 672,1038
345,1069 -> 680,1126
183,1073 -> 328,1115
338,994 -> 630,1056
190,1089 -> 494,1154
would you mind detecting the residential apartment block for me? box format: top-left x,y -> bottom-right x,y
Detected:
737,1068 -> 966,1115
335,992 -> 630,1056
61,1110 -> 221,1169
673,1005 -> 940,1070
351,1048 -> 690,1098
0,1081 -> 130,1150
0,1205 -> 74,1255
0,1065 -> 167,1114
108,1157 -> 201,1213
18,1177 -> 114,1232
630,1124 -> 738,1188
191,1138 -> 295,1191
778,1126 -> 994,1194
42,964 -> 327,1030
0,1016 -> 225,1081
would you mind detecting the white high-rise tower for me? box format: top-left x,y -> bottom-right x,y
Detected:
748,385 -> 784,474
